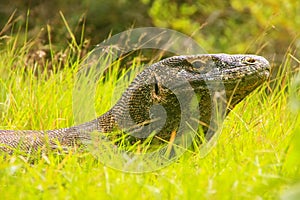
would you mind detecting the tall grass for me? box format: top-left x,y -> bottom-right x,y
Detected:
0,32 -> 299,199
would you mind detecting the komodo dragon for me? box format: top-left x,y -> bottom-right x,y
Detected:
0,54 -> 270,153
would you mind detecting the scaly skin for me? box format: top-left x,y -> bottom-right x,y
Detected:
0,54 -> 270,153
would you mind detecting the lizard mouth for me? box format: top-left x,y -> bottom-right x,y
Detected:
216,62 -> 270,82
186,65 -> 270,84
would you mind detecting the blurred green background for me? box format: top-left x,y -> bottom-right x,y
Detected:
0,0 -> 299,64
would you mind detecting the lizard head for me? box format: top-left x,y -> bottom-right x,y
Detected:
168,53 -> 270,106
177,54 -> 270,82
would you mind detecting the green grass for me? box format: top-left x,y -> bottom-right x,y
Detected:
0,35 -> 300,200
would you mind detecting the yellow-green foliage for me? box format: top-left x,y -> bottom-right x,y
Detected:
1,0 -> 299,59
0,1 -> 300,199
0,40 -> 299,198
145,0 -> 300,55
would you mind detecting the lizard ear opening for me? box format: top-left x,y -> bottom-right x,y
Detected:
151,75 -> 163,103
154,76 -> 160,95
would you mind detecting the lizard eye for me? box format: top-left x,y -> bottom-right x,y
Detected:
243,57 -> 257,65
187,59 -> 215,73
191,60 -> 210,70
191,61 -> 203,68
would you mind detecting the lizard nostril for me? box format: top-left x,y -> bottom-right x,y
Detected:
244,57 -> 256,64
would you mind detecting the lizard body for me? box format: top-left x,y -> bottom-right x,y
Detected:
0,54 -> 270,153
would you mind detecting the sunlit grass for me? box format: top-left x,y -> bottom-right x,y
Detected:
0,33 -> 299,199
